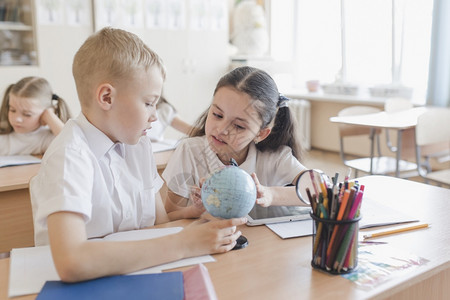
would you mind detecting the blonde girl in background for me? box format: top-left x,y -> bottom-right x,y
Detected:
0,76 -> 71,155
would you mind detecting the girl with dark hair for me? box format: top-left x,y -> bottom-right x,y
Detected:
162,66 -> 308,220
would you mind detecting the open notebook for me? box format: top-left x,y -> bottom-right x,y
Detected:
265,198 -> 419,239
0,155 -> 41,167
8,227 -> 215,298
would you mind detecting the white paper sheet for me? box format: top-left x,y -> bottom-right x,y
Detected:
9,227 -> 215,297
266,198 -> 419,239
0,155 -> 41,167
359,199 -> 418,228
267,220 -> 314,239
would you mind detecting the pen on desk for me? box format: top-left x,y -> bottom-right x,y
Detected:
363,223 -> 430,240
360,241 -> 388,245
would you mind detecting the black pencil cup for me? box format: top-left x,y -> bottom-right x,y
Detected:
310,213 -> 361,274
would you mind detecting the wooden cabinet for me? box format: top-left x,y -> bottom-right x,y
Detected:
0,0 -> 37,66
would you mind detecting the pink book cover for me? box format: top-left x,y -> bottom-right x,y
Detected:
183,264 -> 218,300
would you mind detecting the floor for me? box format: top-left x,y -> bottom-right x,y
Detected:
301,148 -> 445,187
301,149 -> 350,179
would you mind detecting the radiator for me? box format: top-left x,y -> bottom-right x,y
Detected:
290,99 -> 311,150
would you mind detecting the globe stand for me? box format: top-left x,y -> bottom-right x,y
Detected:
232,235 -> 248,250
228,158 -> 249,251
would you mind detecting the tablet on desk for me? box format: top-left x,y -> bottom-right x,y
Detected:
246,205 -> 311,226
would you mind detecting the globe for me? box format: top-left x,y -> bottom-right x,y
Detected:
201,165 -> 256,219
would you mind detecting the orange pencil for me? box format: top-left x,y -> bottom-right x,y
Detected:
325,190 -> 350,264
342,187 -> 356,220
363,223 -> 429,239
337,190 -> 350,221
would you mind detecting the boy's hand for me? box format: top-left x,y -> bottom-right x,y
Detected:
251,173 -> 274,207
181,217 -> 248,255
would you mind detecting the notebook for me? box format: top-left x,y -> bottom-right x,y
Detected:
36,272 -> 184,300
0,155 -> 41,167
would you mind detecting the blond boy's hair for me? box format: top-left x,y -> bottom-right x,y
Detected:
72,27 -> 166,108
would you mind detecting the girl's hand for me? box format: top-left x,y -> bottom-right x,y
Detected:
181,217 -> 247,255
188,178 -> 206,218
190,185 -> 203,209
39,108 -> 55,126
251,173 -> 274,207
40,108 -> 64,135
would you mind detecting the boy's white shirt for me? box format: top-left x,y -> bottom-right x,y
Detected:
162,136 -> 306,201
0,126 -> 54,155
31,113 -> 163,246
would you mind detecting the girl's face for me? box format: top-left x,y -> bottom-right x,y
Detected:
8,94 -> 45,134
205,87 -> 268,165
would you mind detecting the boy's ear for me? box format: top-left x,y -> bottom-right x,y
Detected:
255,127 -> 271,143
96,83 -> 115,111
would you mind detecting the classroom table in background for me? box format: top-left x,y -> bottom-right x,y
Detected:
330,107 -> 427,177
1,175 -> 449,300
0,149 -> 174,254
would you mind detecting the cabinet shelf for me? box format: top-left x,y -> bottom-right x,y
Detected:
0,21 -> 33,31
0,0 -> 37,67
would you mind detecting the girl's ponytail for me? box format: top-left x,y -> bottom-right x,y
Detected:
52,94 -> 71,123
256,95 -> 303,160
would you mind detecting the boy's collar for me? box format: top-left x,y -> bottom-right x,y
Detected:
76,113 -> 115,160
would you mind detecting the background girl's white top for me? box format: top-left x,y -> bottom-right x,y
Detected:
162,136 -> 306,202
146,101 -> 177,142
0,126 -> 54,156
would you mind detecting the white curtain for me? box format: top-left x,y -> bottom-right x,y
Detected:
427,0 -> 450,107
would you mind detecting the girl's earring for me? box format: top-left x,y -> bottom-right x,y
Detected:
254,139 -> 259,145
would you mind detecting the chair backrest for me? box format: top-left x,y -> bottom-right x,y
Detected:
384,97 -> 413,113
337,106 -> 382,137
416,108 -> 450,147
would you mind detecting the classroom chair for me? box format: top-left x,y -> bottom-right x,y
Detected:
337,106 -> 416,177
414,108 -> 450,187
384,98 -> 414,155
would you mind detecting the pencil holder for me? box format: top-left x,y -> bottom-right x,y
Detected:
310,213 -> 361,274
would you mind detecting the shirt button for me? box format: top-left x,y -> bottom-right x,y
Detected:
126,211 -> 132,219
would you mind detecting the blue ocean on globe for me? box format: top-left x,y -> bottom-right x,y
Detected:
201,165 -> 256,219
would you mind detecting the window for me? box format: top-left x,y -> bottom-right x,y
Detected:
269,0 -> 433,103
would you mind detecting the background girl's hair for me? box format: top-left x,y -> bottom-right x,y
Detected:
50,93 -> 71,123
0,77 -> 72,134
156,95 -> 177,113
0,84 -> 14,134
190,66 -> 303,160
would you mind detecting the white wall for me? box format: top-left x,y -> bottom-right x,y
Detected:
0,0 -> 230,141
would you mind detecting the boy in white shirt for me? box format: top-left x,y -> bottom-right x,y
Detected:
30,27 -> 246,282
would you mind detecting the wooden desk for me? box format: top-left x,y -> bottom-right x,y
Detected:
0,150 -> 174,254
330,107 -> 427,177
0,164 -> 41,253
1,175 -> 449,300
153,149 -> 174,170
